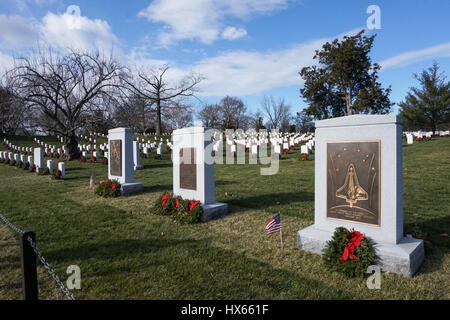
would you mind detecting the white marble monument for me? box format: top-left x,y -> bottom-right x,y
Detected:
297,115 -> 424,277
108,128 -> 144,196
172,127 -> 228,221
133,141 -> 144,170
34,148 -> 44,172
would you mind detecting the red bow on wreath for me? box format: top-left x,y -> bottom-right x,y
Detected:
158,193 -> 170,209
186,200 -> 199,215
174,198 -> 180,208
339,231 -> 364,261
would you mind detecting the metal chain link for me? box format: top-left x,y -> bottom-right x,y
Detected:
0,212 -> 75,300
0,212 -> 24,235
26,236 -> 75,300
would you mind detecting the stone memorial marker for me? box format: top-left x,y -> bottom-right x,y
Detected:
46,160 -> 53,174
34,148 -> 44,172
172,127 -> 228,221
133,141 -> 143,170
301,145 -> 309,155
406,133 -> 414,145
108,128 -> 144,195
297,115 -> 424,277
58,162 -> 65,179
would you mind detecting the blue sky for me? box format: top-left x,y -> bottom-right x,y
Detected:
1,0 -> 449,119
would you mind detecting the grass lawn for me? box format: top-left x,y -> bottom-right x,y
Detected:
0,136 -> 449,300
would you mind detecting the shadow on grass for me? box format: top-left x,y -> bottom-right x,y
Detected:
224,191 -> 314,211
142,184 -> 173,194
404,217 -> 450,275
45,237 -> 355,299
143,162 -> 172,169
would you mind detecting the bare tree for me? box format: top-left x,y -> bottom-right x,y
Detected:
164,102 -> 193,130
260,95 -> 291,130
219,96 -> 248,130
198,104 -> 222,128
124,64 -> 204,135
0,84 -> 29,136
7,48 -> 126,159
112,93 -> 155,133
295,110 -> 314,133
247,109 -> 266,130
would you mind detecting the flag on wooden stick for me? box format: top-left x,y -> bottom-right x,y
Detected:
265,213 -> 281,235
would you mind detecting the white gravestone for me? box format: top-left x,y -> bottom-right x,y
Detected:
108,128 -> 144,195
406,133 -> 414,145
297,115 -> 424,277
28,156 -> 33,165
301,145 -> 309,155
46,160 -> 53,174
34,148 -> 44,172
172,127 -> 228,221
58,162 -> 65,179
133,141 -> 143,170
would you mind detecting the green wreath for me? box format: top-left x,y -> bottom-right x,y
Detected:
322,227 -> 376,278
152,191 -> 175,216
171,198 -> 202,224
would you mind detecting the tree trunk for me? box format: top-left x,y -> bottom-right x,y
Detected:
156,100 -> 162,135
66,134 -> 80,160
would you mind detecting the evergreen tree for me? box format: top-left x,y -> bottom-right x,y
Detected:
299,30 -> 393,119
399,63 -> 450,133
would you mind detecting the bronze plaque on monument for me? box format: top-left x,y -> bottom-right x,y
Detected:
180,148 -> 197,190
110,139 -> 122,176
327,141 -> 380,226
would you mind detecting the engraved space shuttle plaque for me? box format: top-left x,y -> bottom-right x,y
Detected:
180,147 -> 197,190
110,139 -> 122,177
327,141 -> 380,226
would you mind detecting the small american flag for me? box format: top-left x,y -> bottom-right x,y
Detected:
265,214 -> 281,235
89,175 -> 94,188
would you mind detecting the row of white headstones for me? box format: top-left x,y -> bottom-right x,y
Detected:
211,131 -> 316,156
0,147 -> 66,178
404,130 -> 450,144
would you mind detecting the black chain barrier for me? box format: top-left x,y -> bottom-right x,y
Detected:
0,212 -> 75,300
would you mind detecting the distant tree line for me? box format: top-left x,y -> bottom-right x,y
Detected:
1,30 -> 447,159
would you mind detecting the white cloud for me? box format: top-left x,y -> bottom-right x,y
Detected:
189,28 -> 363,96
0,14 -> 40,49
379,42 -> 450,70
0,52 -> 14,72
138,0 -> 292,46
221,27 -> 247,40
41,12 -> 120,53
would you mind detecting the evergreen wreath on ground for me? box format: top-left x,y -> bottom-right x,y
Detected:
52,169 -> 63,180
94,179 -> 121,197
152,191 -> 176,216
322,227 -> 376,278
173,198 -> 202,224
152,192 -> 203,224
38,167 -> 50,176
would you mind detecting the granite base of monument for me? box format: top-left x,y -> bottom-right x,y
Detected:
200,202 -> 229,222
297,225 -> 424,278
120,182 -> 144,196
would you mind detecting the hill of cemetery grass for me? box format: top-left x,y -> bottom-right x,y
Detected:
0,135 -> 449,300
